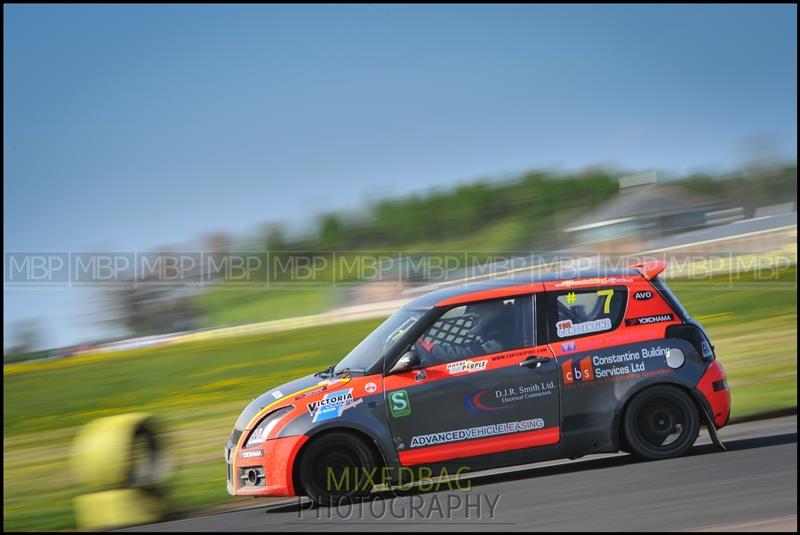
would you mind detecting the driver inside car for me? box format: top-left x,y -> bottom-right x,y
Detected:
415,300 -> 516,365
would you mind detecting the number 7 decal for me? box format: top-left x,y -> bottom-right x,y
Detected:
597,289 -> 614,314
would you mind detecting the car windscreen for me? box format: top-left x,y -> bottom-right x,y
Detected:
334,308 -> 427,374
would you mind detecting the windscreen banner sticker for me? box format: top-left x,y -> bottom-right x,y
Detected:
409,418 -> 545,448
556,318 -> 612,338
307,388 -> 362,423
561,346 -> 671,386
625,314 -> 674,326
553,277 -> 633,288
447,359 -> 488,375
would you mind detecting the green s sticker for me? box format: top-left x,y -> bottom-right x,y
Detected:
389,390 -> 411,417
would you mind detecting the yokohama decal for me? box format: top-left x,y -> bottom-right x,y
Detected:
625,314 -> 674,326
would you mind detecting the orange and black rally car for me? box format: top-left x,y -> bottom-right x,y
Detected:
225,260 -> 730,504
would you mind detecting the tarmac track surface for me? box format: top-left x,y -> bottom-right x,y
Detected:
125,416 -> 797,532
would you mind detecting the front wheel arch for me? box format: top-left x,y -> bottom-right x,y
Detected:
292,427 -> 386,497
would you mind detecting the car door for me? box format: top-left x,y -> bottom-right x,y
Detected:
383,292 -> 560,466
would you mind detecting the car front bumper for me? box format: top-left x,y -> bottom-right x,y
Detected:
226,434 -> 309,497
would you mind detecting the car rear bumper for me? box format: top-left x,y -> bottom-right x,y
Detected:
696,360 -> 731,428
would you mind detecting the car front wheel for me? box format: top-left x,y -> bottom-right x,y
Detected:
623,385 -> 700,460
298,432 -> 378,506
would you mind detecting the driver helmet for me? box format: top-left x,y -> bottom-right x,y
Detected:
466,300 -> 507,336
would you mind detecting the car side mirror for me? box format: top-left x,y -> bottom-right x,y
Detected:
388,350 -> 420,374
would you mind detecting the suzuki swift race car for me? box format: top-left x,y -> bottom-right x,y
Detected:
225,260 -> 730,504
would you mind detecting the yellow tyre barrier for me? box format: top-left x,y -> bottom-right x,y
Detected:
70,413 -> 171,529
73,489 -> 165,530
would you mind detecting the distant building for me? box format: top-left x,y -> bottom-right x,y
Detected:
563,172 -> 715,250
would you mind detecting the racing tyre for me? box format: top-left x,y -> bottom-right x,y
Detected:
623,385 -> 700,460
299,432 -> 378,506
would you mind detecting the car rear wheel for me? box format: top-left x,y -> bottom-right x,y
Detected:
623,385 -> 700,460
298,432 -> 378,506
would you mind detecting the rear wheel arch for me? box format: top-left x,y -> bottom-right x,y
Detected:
615,381 -> 706,452
619,383 -> 701,459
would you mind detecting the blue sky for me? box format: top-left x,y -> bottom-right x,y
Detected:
3,4 -> 797,349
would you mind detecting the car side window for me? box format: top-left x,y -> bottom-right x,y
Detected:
414,295 -> 533,368
549,286 -> 627,340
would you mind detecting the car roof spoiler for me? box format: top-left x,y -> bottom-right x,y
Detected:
628,260 -> 667,280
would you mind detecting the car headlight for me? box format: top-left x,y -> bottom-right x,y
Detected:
244,407 -> 293,447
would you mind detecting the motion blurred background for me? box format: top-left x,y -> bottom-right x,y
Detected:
3,4 -> 797,530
